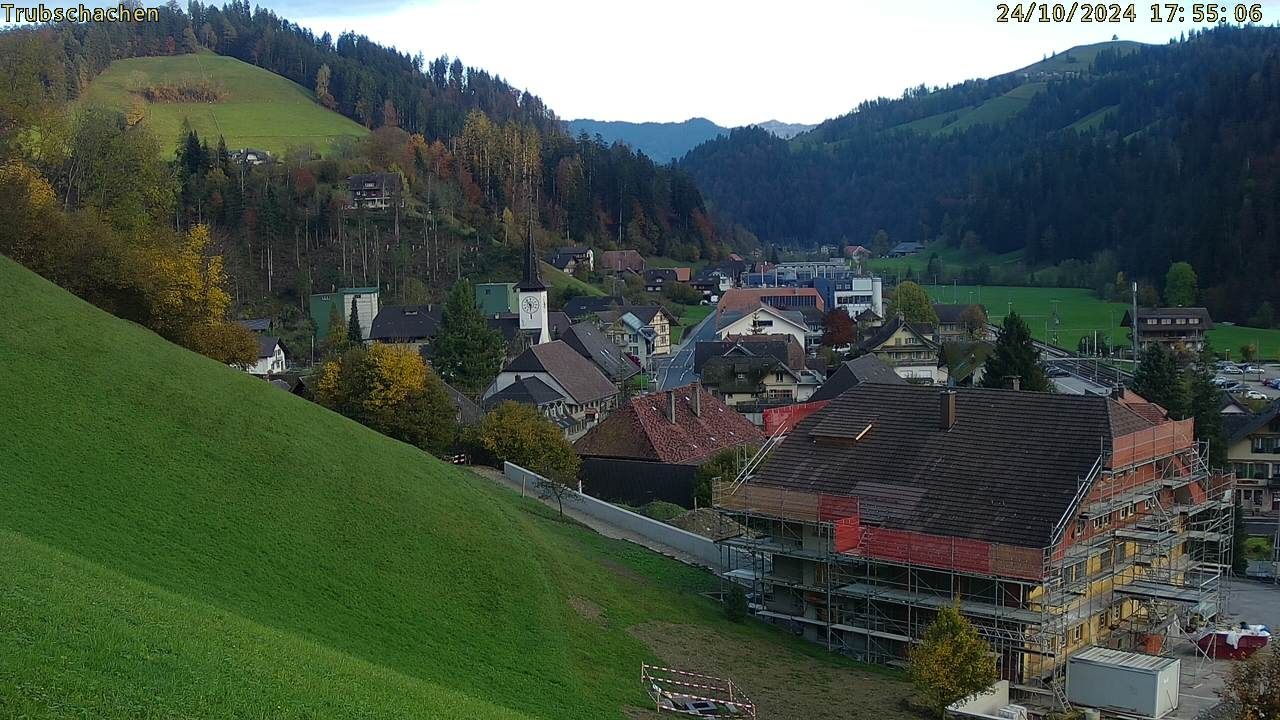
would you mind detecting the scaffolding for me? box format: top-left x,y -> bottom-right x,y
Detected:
714,419 -> 1235,707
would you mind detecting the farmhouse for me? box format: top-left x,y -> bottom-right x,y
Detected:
482,341 -> 620,439
1122,307 -> 1214,353
574,384 -> 765,506
854,316 -> 944,384
345,172 -> 404,210
369,304 -> 441,350
246,336 -> 287,376
598,249 -> 646,274
1224,399 -> 1280,520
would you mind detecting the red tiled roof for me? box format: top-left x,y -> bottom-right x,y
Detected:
574,384 -> 765,465
718,287 -> 825,316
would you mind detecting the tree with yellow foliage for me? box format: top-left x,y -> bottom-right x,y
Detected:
468,401 -> 580,515
315,343 -> 456,455
908,603 -> 997,717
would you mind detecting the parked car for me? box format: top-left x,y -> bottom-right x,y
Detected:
1213,376 -> 1231,387
1267,378 -> 1280,390
1047,366 -> 1070,378
1224,382 -> 1247,392
1243,365 -> 1265,374
1244,390 -> 1269,401
1222,365 -> 1244,375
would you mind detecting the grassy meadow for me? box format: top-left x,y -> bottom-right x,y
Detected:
80,53 -> 367,156
0,255 -> 910,718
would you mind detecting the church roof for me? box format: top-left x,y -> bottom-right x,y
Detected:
517,233 -> 546,292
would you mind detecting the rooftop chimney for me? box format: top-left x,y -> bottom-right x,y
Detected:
668,389 -> 678,424
940,390 -> 957,431
1009,375 -> 1021,391
692,383 -> 702,417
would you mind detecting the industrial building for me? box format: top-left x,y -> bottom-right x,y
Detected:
714,384 -> 1234,704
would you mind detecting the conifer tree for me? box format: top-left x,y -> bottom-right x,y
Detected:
346,296 -> 363,345
432,280 -> 506,398
979,311 -> 1050,391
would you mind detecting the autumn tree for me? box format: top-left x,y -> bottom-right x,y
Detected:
314,343 -> 457,455
314,63 -> 334,109
1164,261 -> 1198,307
470,400 -> 579,483
820,309 -> 855,348
908,604 -> 997,717
1221,647 -> 1280,720
888,281 -> 938,324
980,311 -> 1051,392
432,280 -> 506,397
959,304 -> 989,339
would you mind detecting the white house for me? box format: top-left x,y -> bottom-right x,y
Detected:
716,304 -> 809,350
247,336 -> 287,376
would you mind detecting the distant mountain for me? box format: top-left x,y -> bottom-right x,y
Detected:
754,119 -> 816,139
566,116 -> 817,163
679,29 -> 1280,322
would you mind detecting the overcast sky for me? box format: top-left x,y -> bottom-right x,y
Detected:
11,0 -> 1276,125
290,0 -> 1280,126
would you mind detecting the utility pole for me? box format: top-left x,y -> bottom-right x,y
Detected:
1131,281 -> 1140,363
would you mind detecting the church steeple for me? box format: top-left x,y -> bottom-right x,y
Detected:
517,231 -> 546,292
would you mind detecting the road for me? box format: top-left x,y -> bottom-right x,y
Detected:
655,307 -> 719,390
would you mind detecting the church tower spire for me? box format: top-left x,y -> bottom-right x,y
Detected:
516,230 -> 549,344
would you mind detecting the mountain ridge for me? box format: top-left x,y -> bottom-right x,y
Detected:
566,116 -> 816,163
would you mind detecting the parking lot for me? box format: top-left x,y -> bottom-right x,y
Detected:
1212,361 -> 1280,402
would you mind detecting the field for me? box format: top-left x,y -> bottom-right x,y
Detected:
867,244 -> 1025,279
0,255 -> 910,718
671,303 -> 713,344
80,53 -> 368,156
922,283 -> 1280,359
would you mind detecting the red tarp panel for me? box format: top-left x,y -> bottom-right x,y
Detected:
834,515 -> 862,553
763,401 -> 830,436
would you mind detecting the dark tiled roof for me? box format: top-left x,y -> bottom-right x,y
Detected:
856,317 -> 938,353
347,172 -> 402,192
933,304 -> 983,325
484,376 -> 564,409
562,295 -> 625,320
1121,307 -> 1214,329
808,355 -> 905,402
370,305 -> 441,342
547,311 -> 572,338
694,335 -> 804,373
700,356 -> 795,394
940,341 -> 994,382
746,384 -> 1157,548
257,335 -> 281,358
237,317 -> 273,333
575,384 -> 765,465
1226,399 -> 1280,443
503,341 -> 619,405
561,322 -> 640,381
442,382 -> 482,425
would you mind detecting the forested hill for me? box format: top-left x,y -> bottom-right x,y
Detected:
680,28 -> 1280,322
0,1 -> 732,353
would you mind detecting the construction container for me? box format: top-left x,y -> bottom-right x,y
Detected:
1067,647 -> 1180,719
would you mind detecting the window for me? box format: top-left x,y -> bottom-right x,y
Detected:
1099,549 -> 1113,570
1072,625 -> 1084,643
1176,318 -> 1186,324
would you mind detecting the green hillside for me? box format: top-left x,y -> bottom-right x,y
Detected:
1015,40 -> 1145,75
894,82 -> 1047,136
0,255 -> 908,718
81,53 -> 367,155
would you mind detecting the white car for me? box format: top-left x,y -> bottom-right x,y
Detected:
1222,365 -> 1243,375
1243,390 -> 1269,401
1243,365 -> 1265,374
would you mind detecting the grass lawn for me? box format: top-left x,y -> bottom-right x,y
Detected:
0,255 -> 910,718
921,283 -> 1280,359
80,53 -> 367,156
542,261 -> 607,297
671,303 -> 713,345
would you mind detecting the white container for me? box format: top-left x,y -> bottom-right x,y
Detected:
1067,646 -> 1180,718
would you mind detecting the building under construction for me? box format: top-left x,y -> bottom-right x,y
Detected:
714,384 -> 1234,701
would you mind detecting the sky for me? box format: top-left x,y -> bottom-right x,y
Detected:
9,0 -> 1276,124
289,0 -> 1280,126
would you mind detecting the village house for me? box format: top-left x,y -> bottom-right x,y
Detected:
844,245 -> 871,262
482,341 -> 620,439
933,303 -> 990,343
562,295 -> 625,321
598,249 -> 646,274
1121,307 -> 1214,353
368,304 -> 442,351
559,321 -> 641,384
1224,399 -> 1280,519
715,304 -> 811,351
715,385 -> 1232,689
698,355 -> 822,409
246,336 -> 287,376
888,241 -> 924,257
548,246 -> 593,273
695,334 -> 806,375
574,384 -> 765,506
475,282 -> 517,316
853,316 -> 945,384
345,172 -> 404,210
598,306 -> 674,358
643,267 -> 692,293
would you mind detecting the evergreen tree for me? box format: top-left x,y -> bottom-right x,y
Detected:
432,280 -> 506,398
346,296 -> 363,345
979,311 -> 1050,391
1186,343 -> 1226,466
1130,344 -> 1186,417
